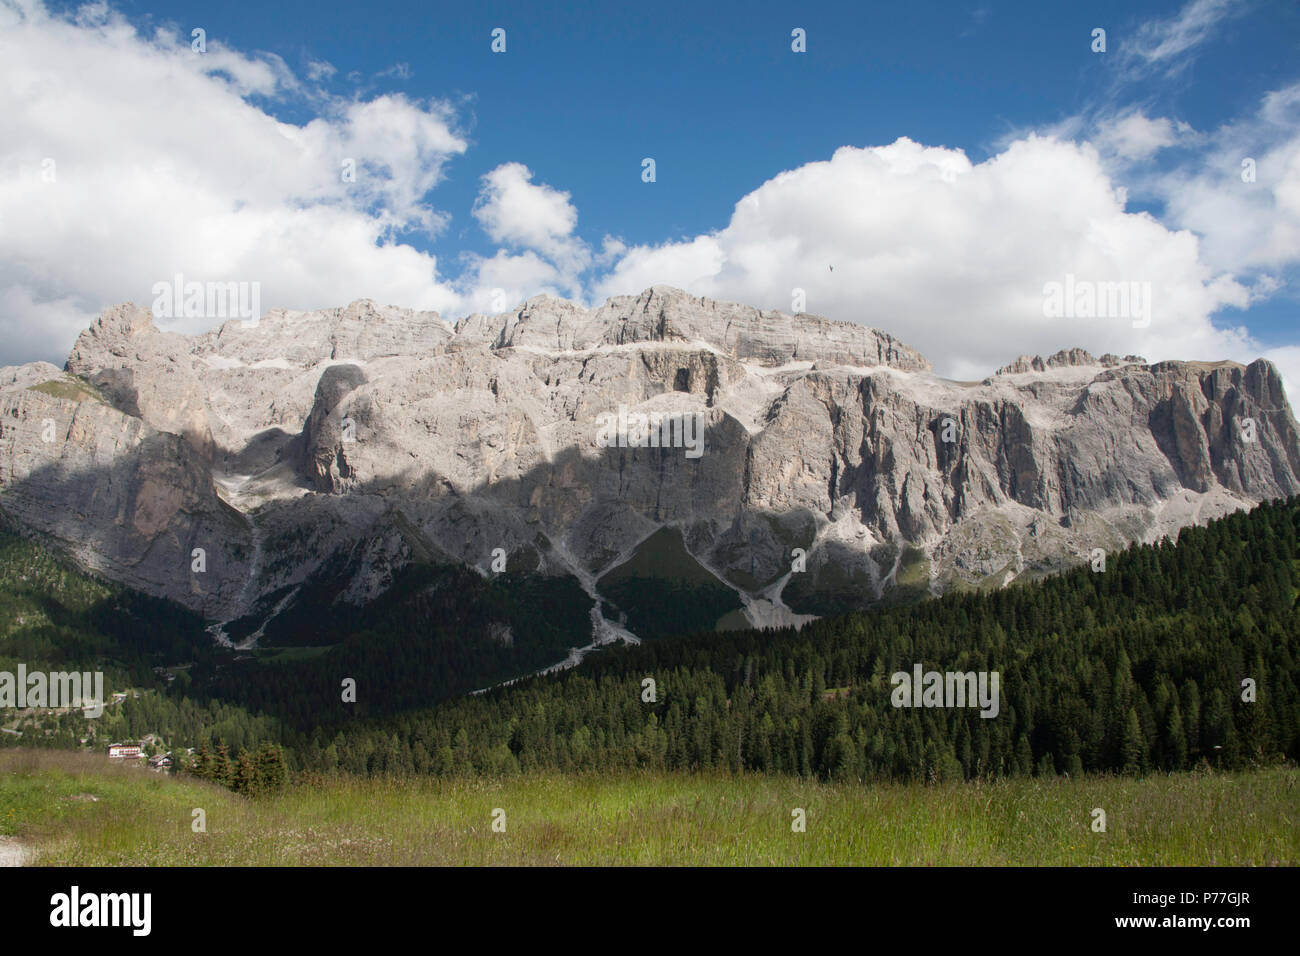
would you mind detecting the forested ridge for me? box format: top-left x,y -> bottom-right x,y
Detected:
289,496 -> 1300,781
193,563 -> 593,726
2,497 -> 1299,788
0,513 -> 282,755
0,511 -> 208,686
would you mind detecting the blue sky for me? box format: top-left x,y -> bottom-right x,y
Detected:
5,0 -> 1300,390
84,0 -> 1295,258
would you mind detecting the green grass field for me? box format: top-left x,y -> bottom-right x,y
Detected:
2,751 -> 1296,865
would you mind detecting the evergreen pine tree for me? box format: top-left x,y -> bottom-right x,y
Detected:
193,742 -> 213,780
213,741 -> 233,787
232,749 -> 257,795
1122,707 -> 1145,774
254,742 -> 289,794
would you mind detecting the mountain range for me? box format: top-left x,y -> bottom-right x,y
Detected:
2,286 -> 1297,657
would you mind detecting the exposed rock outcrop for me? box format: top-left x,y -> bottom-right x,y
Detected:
2,287 -> 1297,633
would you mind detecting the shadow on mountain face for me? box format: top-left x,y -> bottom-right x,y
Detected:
4,352 -> 1300,659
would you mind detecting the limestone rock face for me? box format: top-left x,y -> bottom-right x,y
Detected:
66,304 -> 215,457
0,370 -> 248,616
2,288 -> 1298,636
456,287 -> 932,371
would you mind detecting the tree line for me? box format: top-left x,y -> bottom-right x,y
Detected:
5,495 -> 1299,786
286,496 -> 1300,782
188,740 -> 290,796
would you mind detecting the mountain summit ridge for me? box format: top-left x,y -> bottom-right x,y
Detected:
1,287 -> 1297,645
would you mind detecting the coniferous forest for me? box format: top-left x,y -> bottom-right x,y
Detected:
2,496 -> 1298,788
288,496 -> 1300,781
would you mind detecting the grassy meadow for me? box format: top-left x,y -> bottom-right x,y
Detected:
1,750 -> 1296,866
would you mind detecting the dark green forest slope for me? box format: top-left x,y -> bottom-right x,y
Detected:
291,496 -> 1300,782
2,497 -> 1298,788
0,512 -> 593,744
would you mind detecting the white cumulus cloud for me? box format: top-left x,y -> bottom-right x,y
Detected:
1,0 -> 1296,414
472,162 -> 589,286
0,0 -> 469,363
596,136 -> 1267,390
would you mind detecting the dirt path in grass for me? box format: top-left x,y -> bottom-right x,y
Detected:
0,837 -> 31,866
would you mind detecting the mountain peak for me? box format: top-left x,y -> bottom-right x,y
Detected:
5,290 -> 1297,630
996,349 -> 1148,377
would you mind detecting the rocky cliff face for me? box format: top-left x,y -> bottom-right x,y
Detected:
3,286 -> 1298,641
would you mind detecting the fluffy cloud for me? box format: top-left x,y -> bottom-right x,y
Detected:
455,250 -> 575,315
0,0 -> 468,362
595,136 -> 1266,388
2,0 -> 1296,412
472,162 -> 589,286
1093,111 -> 1191,162
1073,87 -> 1300,410
1151,84 -> 1300,276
